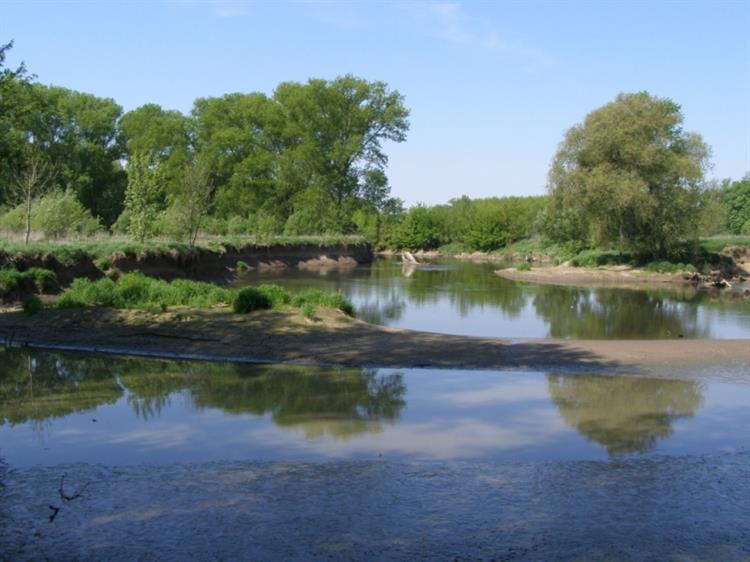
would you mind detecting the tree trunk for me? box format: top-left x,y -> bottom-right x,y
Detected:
24,192 -> 32,245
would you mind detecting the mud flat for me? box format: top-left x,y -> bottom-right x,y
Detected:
1,307 -> 749,379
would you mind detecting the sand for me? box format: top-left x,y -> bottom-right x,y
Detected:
1,307 -> 749,379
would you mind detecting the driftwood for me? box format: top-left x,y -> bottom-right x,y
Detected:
402,251 -> 420,265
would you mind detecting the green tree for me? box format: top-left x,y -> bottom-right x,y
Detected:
124,152 -> 165,242
724,176 -> 750,234
163,156 -> 214,245
120,103 -> 192,198
396,205 -> 443,250
274,75 -> 409,232
546,92 -> 711,259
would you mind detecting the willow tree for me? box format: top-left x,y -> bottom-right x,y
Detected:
546,92 -> 711,259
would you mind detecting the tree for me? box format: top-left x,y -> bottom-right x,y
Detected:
274,75 -> 409,232
546,92 -> 711,259
169,157 -> 213,245
724,176 -> 750,234
120,104 -> 192,198
124,152 -> 164,242
10,153 -> 56,244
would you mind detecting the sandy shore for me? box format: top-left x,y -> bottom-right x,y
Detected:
1,307 -> 749,379
495,265 -> 695,288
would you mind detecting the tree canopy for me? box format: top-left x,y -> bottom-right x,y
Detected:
545,92 -> 711,259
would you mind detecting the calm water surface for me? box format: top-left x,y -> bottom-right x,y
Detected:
2,350 -> 749,560
236,258 -> 750,339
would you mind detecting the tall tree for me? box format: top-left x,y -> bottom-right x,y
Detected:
275,75 -> 409,232
120,104 -> 192,198
124,152 -> 164,242
546,92 -> 710,258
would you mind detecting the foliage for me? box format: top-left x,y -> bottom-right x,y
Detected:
54,273 -> 353,316
0,266 -> 55,295
724,178 -> 750,235
289,288 -> 354,316
165,156 -> 213,245
21,294 -> 42,314
546,92 -> 711,259
395,205 -> 443,250
232,287 -> 272,313
33,189 -> 101,238
123,152 -> 165,242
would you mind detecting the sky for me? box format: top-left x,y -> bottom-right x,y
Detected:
2,0 -> 749,206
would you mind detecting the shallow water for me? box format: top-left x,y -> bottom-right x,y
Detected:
236,258 -> 750,339
1,349 -> 749,560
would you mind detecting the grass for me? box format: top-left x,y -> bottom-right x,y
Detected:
0,267 -> 56,294
55,272 -> 354,316
516,263 -> 532,271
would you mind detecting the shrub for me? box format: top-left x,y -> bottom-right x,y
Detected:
233,287 -> 272,313
22,294 -> 43,315
301,302 -> 316,319
516,263 -> 531,271
256,284 -> 291,307
33,190 -> 102,238
290,289 -> 354,316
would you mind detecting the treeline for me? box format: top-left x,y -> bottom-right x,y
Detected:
0,41 -> 408,243
2,42 -> 748,258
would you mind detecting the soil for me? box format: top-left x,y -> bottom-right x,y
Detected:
2,307 -> 749,379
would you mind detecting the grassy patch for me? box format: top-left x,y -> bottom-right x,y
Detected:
54,273 -> 354,316
699,236 -> 750,254
643,261 -> 696,274
516,263 -> 532,271
0,267 -> 56,294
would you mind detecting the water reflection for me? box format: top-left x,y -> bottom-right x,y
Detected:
0,349 -> 406,439
1,349 -> 747,466
236,258 -> 750,339
547,374 -> 704,455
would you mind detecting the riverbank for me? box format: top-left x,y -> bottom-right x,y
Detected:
2,307 -> 749,378
496,264 -> 750,294
0,238 -> 372,301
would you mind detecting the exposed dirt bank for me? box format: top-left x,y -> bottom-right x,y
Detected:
2,308 -> 749,378
2,242 -> 372,289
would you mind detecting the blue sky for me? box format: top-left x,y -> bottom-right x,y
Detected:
2,0 -> 749,206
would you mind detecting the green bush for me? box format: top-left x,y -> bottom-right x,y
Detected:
301,302 -> 316,319
516,263 -> 531,271
33,190 -> 102,238
233,287 -> 272,313
290,289 -> 354,316
22,294 -> 43,315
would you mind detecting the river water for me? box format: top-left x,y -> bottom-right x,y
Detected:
1,348 -> 749,560
235,258 -> 750,339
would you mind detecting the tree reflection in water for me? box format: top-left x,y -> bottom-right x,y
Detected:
0,349 -> 406,439
547,373 -> 704,455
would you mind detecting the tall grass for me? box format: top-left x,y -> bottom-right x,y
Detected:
55,273 -> 354,316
